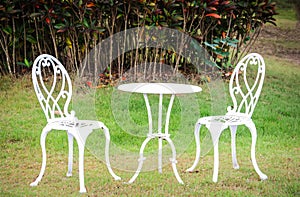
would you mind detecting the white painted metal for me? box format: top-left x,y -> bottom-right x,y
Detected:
117,82 -> 202,94
118,83 -> 202,184
187,53 -> 268,182
30,54 -> 121,193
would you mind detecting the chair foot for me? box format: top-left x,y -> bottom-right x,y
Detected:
79,187 -> 87,193
66,172 -> 72,177
30,181 -> 39,187
114,176 -> 121,181
233,164 -> 240,170
212,177 -> 218,183
186,167 -> 194,172
260,174 -> 268,180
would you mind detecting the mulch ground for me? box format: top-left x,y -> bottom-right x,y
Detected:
253,22 -> 300,65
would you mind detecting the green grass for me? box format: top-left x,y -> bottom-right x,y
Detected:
0,56 -> 299,196
0,3 -> 299,196
274,10 -> 298,29
259,39 -> 300,51
273,1 -> 298,29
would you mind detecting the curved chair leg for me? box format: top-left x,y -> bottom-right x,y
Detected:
30,127 -> 51,187
208,123 -> 227,183
78,141 -> 86,193
102,125 -> 121,180
212,137 -> 219,182
245,121 -> 268,180
229,125 -> 239,169
164,137 -> 184,184
186,122 -> 202,172
73,132 -> 87,193
66,133 -> 73,177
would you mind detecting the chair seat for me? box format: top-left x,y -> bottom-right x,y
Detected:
198,113 -> 251,126
48,118 -> 102,130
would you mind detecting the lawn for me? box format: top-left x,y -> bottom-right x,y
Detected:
0,4 -> 299,197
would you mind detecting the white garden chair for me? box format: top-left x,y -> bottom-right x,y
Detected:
30,54 -> 121,193
186,53 -> 268,182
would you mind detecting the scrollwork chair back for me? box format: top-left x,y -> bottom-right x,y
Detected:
227,53 -> 266,117
32,54 -> 73,121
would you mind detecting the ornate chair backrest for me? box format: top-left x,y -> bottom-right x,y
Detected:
32,54 -> 73,122
227,53 -> 265,117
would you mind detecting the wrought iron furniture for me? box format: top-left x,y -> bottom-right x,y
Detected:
186,53 -> 268,182
118,83 -> 202,184
30,54 -> 121,193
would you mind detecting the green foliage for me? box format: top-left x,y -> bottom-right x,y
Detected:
0,0 -> 278,76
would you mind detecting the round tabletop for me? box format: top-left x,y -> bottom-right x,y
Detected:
117,83 -> 202,94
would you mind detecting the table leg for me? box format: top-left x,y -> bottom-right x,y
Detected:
128,136 -> 153,184
128,133 -> 184,184
164,136 -> 184,184
128,93 -> 183,184
158,94 -> 163,173
158,137 -> 163,173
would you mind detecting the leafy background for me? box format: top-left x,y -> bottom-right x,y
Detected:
0,0 -> 278,79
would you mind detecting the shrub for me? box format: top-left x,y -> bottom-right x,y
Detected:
0,0 -> 277,77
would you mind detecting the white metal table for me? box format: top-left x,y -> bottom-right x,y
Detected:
117,83 -> 202,184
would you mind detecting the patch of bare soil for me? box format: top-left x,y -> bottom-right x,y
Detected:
252,22 -> 300,65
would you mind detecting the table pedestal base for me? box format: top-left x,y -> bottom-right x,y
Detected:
128,133 -> 184,184
117,83 -> 202,184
